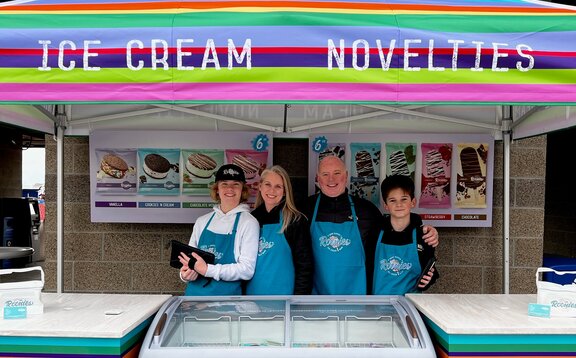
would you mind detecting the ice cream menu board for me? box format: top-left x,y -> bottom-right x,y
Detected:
90,130 -> 272,223
309,133 -> 494,228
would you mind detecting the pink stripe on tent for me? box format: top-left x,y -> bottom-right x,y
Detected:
0,83 -> 575,103
397,84 -> 576,102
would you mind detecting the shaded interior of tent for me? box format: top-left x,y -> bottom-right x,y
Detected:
1,0 -> 576,294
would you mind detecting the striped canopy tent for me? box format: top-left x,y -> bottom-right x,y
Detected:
0,0 -> 576,105
1,0 -> 576,295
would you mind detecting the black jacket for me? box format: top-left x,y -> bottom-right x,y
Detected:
251,202 -> 314,294
302,191 -> 382,294
379,212 -> 439,291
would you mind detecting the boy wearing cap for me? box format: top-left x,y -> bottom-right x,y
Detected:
179,164 -> 260,296
373,174 -> 439,295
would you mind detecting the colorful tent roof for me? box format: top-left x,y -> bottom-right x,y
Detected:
1,0 -> 575,105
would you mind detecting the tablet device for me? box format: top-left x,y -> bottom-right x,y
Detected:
169,240 -> 216,269
415,257 -> 436,288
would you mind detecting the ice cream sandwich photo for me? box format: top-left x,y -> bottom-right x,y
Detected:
231,154 -> 260,180
225,149 -> 269,198
181,149 -> 224,196
94,149 -> 137,194
138,149 -> 181,195
186,152 -> 217,179
101,153 -> 129,179
144,153 -> 171,179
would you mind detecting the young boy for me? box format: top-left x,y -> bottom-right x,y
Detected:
373,174 -> 438,295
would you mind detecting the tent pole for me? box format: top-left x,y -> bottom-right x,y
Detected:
55,106 -> 66,293
283,104 -> 289,133
503,108 -> 512,294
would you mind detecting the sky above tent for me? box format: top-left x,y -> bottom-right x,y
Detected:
0,0 -> 575,105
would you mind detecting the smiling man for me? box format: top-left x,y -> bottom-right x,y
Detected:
303,156 -> 439,295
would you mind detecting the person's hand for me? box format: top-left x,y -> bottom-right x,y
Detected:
191,252 -> 208,276
422,225 -> 439,248
417,267 -> 435,288
179,252 -> 199,281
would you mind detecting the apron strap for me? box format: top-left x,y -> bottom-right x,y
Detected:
205,212 -> 216,229
231,212 -> 241,235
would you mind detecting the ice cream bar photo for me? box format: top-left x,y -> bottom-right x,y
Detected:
425,150 -> 445,178
389,150 -> 410,176
460,146 -> 483,188
355,150 -> 375,177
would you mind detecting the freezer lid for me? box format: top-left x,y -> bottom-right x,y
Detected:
146,295 -> 429,350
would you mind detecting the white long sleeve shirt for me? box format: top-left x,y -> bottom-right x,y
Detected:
187,203 -> 259,281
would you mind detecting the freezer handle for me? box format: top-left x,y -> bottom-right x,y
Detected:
405,315 -> 420,347
153,312 -> 168,338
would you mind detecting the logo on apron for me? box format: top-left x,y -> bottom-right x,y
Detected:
257,236 -> 275,256
200,244 -> 223,260
379,255 -> 413,276
319,232 -> 352,252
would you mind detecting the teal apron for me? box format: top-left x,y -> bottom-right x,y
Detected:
184,212 -> 242,296
246,212 -> 295,295
372,227 -> 422,295
310,195 -> 366,295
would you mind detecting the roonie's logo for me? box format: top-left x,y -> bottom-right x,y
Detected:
200,244 -> 223,260
224,168 -> 240,177
380,256 -> 412,276
257,236 -> 275,256
5,299 -> 34,307
319,233 -> 351,252
550,299 -> 576,310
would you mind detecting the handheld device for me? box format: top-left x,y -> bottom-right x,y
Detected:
415,257 -> 436,288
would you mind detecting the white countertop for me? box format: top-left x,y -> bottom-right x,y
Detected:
406,294 -> 576,335
0,293 -> 171,338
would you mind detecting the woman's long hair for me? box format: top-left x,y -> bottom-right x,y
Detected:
255,165 -> 303,233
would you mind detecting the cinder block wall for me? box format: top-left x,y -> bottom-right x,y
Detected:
0,142 -> 23,198
42,135 -> 546,294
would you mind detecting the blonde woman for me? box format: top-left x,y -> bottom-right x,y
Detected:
247,165 -> 313,294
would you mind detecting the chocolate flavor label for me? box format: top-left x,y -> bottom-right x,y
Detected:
454,214 -> 487,221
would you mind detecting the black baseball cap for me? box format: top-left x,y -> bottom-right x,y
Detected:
215,164 -> 246,183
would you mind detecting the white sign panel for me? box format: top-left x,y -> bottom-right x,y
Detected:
90,130 -> 272,223
309,133 -> 494,227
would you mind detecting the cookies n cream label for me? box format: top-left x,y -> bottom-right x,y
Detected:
138,201 -> 181,208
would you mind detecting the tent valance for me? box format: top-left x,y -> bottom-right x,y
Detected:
1,0 -> 575,105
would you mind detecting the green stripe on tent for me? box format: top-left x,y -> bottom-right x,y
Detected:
1,13 -> 575,32
398,69 -> 576,85
1,68 -> 575,85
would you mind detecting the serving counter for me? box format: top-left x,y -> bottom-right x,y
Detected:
0,293 -> 171,358
406,294 -> 576,358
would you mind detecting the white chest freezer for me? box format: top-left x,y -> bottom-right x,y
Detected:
139,295 -> 436,358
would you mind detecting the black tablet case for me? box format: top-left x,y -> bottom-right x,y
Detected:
169,240 -> 216,269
